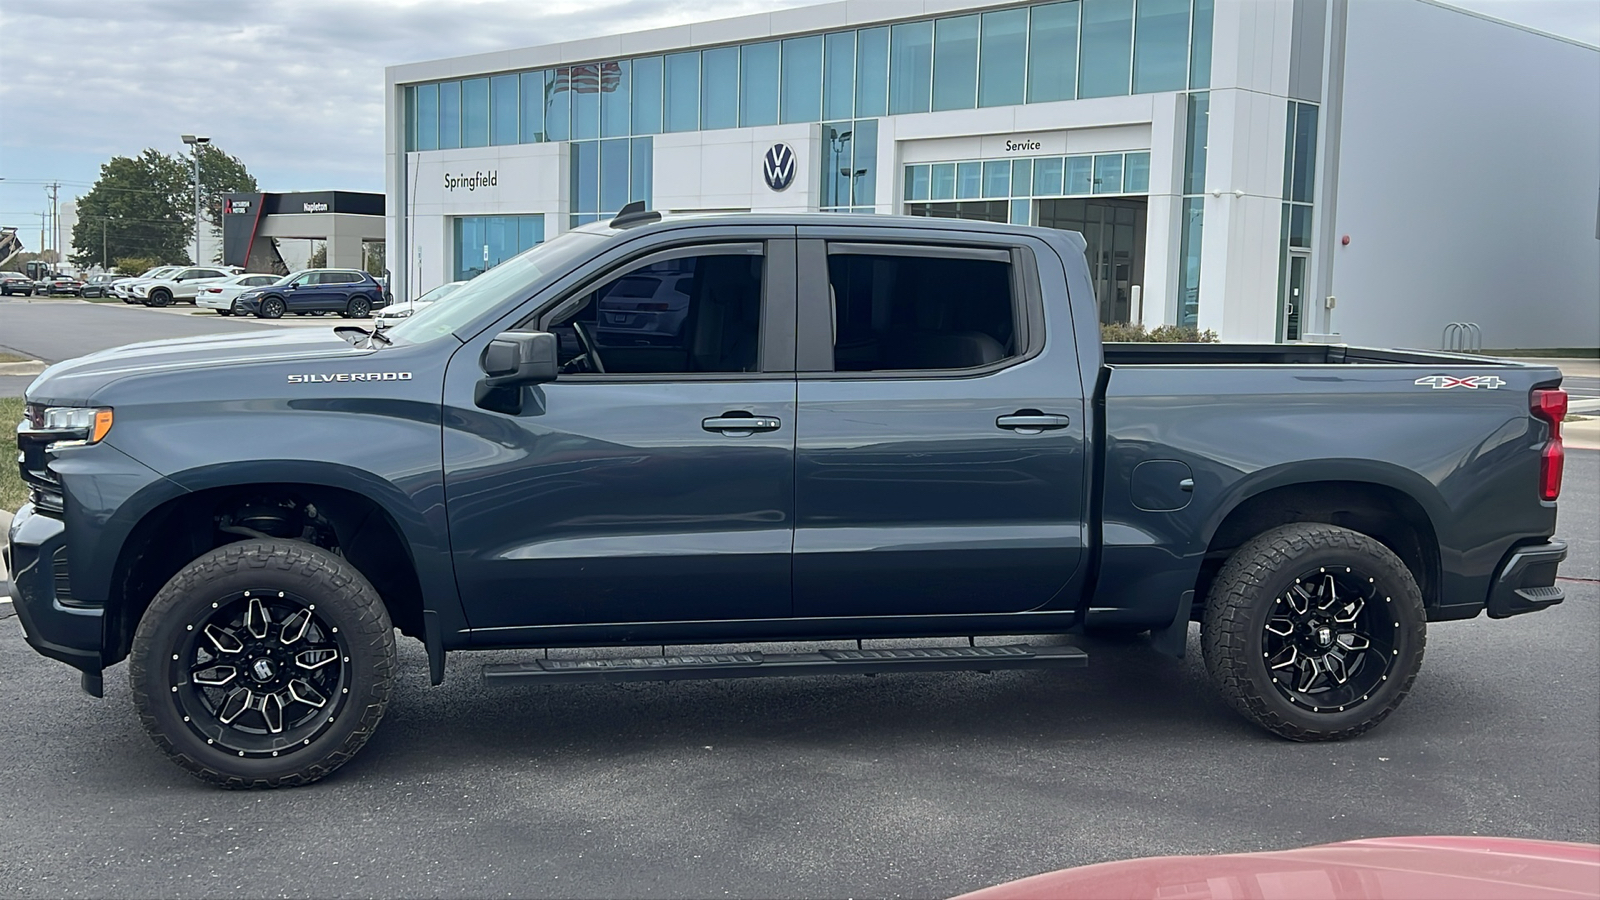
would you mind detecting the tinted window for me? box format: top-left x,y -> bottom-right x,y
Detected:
549,250 -> 764,376
827,250 -> 1016,372
246,276 -> 276,286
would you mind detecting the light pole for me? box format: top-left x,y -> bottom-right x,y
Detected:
181,134 -> 210,264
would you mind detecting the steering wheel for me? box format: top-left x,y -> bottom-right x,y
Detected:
571,321 -> 606,374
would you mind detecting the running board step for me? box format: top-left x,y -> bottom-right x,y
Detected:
482,643 -> 1087,685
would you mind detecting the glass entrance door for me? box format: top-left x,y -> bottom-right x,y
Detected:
1034,197 -> 1147,324
1281,251 -> 1308,341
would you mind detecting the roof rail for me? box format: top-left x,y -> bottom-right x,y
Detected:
609,200 -> 662,229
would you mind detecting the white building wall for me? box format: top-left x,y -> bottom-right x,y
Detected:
1327,0 -> 1600,350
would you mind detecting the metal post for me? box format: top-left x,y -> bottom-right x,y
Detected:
181,134 -> 210,264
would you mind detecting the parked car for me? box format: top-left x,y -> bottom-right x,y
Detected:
232,268 -> 388,319
6,212 -> 1571,789
130,266 -> 241,307
38,273 -> 85,296
79,274 -> 131,298
114,266 -> 182,303
593,269 -> 693,344
372,280 -> 466,325
0,271 -> 34,296
197,273 -> 287,315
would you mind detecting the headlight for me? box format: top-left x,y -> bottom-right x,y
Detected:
29,405 -> 115,446
132,284 -> 150,296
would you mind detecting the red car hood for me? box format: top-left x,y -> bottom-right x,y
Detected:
954,837 -> 1600,900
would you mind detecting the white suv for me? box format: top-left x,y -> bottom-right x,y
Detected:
131,266 -> 240,307
115,266 -> 182,303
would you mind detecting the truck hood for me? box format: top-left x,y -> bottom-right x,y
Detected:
26,328 -> 374,406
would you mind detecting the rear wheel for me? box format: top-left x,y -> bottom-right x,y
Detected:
258,297 -> 285,319
344,295 -> 372,319
1202,523 -> 1426,741
128,540 -> 395,788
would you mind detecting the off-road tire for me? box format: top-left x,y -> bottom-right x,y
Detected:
1201,523 -> 1426,741
129,540 -> 395,788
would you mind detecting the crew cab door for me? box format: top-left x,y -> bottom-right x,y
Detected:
442,233 -> 799,630
791,232 -> 1088,617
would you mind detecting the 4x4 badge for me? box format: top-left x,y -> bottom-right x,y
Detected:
1414,375 -> 1505,390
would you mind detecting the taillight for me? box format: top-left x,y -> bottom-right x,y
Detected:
1531,388 -> 1567,501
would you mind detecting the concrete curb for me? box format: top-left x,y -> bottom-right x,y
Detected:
0,361 -> 46,376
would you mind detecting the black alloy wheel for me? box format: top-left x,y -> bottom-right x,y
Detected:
148,288 -> 171,307
344,295 -> 372,319
258,296 -> 285,319
1202,523 -> 1426,741
129,540 -> 395,788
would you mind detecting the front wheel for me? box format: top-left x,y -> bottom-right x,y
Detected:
1201,523 -> 1426,741
258,297 -> 285,319
148,288 -> 171,307
128,540 -> 396,788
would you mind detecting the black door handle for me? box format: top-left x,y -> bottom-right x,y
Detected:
702,415 -> 781,436
996,413 -> 1071,434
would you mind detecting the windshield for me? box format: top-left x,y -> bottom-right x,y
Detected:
142,267 -> 177,279
385,230 -> 607,345
414,281 -> 466,305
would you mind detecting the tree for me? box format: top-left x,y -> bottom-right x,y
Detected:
195,144 -> 259,261
307,242 -> 327,268
69,149 -> 192,267
68,143 -> 260,268
362,241 -> 385,277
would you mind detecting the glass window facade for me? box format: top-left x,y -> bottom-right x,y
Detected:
932,15 -> 980,112
1178,91 -> 1209,328
570,137 -> 654,226
978,8 -> 1028,108
820,119 -> 879,209
453,215 -> 545,281
1277,100 -> 1319,338
905,150 -> 1149,207
405,0 -> 1216,148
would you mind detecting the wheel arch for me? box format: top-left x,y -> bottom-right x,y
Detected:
104,464 -> 442,666
1196,466 -> 1444,615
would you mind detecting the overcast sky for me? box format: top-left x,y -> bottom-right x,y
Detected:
1,0 -> 1596,243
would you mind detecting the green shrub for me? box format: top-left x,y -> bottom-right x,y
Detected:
1100,322 -> 1219,343
113,256 -> 163,276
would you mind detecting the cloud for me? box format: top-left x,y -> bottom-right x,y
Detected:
0,0 -> 807,215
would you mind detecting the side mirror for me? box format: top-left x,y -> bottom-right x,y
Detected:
481,331 -> 559,387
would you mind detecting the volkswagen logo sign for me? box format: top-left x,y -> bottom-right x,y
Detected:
762,143 -> 797,192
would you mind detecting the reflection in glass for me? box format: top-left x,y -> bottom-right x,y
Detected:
416,83 -> 438,151
1123,151 -> 1150,192
956,161 -> 982,199
438,80 -> 461,149
1178,196 -> 1204,327
1033,157 -> 1065,195
979,8 -> 1028,107
1133,0 -> 1190,93
665,52 -> 700,132
545,70 -> 569,142
462,78 -> 489,148
600,139 -> 630,214
1079,0 -> 1133,99
490,74 -> 518,146
781,35 -> 823,124
1093,154 -> 1123,193
1010,199 -> 1030,225
520,71 -> 547,143
824,31 -> 856,120
852,119 -> 878,206
930,163 -> 956,200
1027,1 -> 1080,103
1066,155 -> 1093,194
1191,0 -> 1214,88
1184,92 -> 1209,195
632,56 -> 663,135
740,42 -> 780,126
631,137 -> 653,209
889,21 -> 933,115
905,165 -> 930,202
571,140 -> 599,214
982,160 -> 1011,198
702,47 -> 739,130
932,15 -> 979,111
856,27 -> 890,117
570,65 -> 601,140
601,60 -> 631,138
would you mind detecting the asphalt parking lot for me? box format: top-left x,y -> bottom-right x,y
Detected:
1,453 -> 1595,899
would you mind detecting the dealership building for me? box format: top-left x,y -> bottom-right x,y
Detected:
384,0 -> 1598,348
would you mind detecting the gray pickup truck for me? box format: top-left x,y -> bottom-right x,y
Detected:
8,210 -> 1570,788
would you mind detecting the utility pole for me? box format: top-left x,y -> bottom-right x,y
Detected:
102,218 -> 108,270
46,182 -> 59,267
